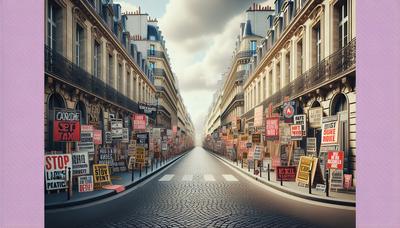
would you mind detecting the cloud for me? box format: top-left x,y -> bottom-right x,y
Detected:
114,0 -> 138,13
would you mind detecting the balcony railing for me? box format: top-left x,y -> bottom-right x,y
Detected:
153,68 -> 167,77
244,38 -> 356,117
236,50 -> 256,60
235,70 -> 248,82
45,45 -> 138,113
148,50 -> 166,59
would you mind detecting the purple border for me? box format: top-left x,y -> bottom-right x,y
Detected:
1,0 -> 400,227
357,0 -> 400,227
1,0 -> 44,227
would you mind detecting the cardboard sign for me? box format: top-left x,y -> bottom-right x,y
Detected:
290,124 -> 303,140
132,114 -> 146,130
295,156 -> 318,185
252,134 -> 261,144
72,152 -> 90,176
77,125 -> 94,156
276,166 -> 297,181
45,154 -> 72,190
294,114 -> 307,136
93,129 -> 102,145
306,137 -> 317,156
321,121 -> 339,144
253,146 -> 262,160
78,175 -> 94,192
327,151 -> 344,170
136,132 -> 149,149
105,131 -> 112,144
330,169 -> 343,189
53,109 -> 81,142
308,107 -> 323,128
254,105 -> 264,127
93,164 -> 111,185
111,120 -> 123,139
122,128 -> 129,143
99,147 -> 114,165
265,117 -> 279,140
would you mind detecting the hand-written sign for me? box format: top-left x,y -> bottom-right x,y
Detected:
327,151 -> 344,170
265,117 -> 279,140
294,114 -> 307,136
77,125 -> 94,156
290,124 -> 303,140
295,156 -> 318,185
78,175 -> 94,192
93,164 -> 111,186
53,109 -> 81,142
276,166 -> 297,181
321,121 -> 339,144
72,152 -> 89,176
45,154 -> 72,190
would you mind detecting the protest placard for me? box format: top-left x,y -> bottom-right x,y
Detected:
93,129 -> 102,145
290,124 -> 303,140
254,105 -> 264,127
321,121 -> 339,144
78,175 -> 94,192
295,156 -> 318,185
327,151 -> 344,170
45,154 -> 72,190
111,120 -> 123,139
122,128 -> 129,143
128,157 -> 135,170
306,137 -> 317,156
265,117 -> 279,140
77,125 -> 94,157
132,114 -> 147,130
105,131 -> 112,144
253,145 -> 262,160
276,166 -> 297,181
136,132 -> 149,149
72,152 -> 89,176
99,147 -> 114,166
93,164 -> 111,188
53,109 -> 81,142
294,114 -> 307,136
330,169 -> 344,189
308,107 -> 323,128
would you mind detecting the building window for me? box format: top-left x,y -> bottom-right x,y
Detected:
93,41 -> 101,78
126,71 -> 131,98
250,40 -> 257,55
149,44 -> 155,55
263,76 -> 266,100
312,22 -> 322,65
107,54 -> 114,87
76,101 -> 87,125
75,24 -> 85,67
297,39 -> 303,76
285,52 -> 291,85
268,70 -> 273,97
149,61 -> 155,71
118,63 -> 123,92
47,2 -> 62,52
338,0 -> 348,48
257,81 -> 261,104
276,62 -> 281,91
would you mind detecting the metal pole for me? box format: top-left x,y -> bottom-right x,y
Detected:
253,161 -> 256,175
146,163 -> 148,174
139,164 -> 142,178
259,160 -> 262,177
309,169 -> 312,194
68,167 -> 71,200
131,166 -> 134,182
326,169 -> 330,197
241,159 -> 243,168
65,167 -> 69,200
267,164 -> 270,181
248,160 -> 250,172
151,159 -> 153,172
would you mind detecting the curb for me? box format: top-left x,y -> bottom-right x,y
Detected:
45,151 -> 190,210
208,151 -> 356,207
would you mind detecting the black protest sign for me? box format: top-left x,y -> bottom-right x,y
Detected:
136,132 -> 149,149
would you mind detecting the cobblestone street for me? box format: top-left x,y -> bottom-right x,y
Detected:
46,147 -> 355,228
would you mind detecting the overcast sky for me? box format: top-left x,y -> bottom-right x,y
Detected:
115,0 -> 272,145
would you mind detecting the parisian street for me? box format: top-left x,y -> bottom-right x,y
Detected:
45,147 -> 355,228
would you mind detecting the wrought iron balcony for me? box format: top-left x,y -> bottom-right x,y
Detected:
235,70 -> 248,82
153,68 -> 167,77
236,50 -> 256,59
45,45 -> 138,112
148,50 -> 166,59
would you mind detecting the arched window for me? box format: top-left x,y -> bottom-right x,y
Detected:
47,93 -> 66,152
331,93 -> 348,115
76,101 -> 87,124
311,100 -> 321,108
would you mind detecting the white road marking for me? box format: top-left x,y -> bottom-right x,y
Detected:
182,174 -> 193,181
204,174 -> 216,181
222,174 -> 238,182
158,174 -> 174,182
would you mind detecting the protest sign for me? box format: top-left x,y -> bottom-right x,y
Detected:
93,129 -> 102,145
45,154 -> 72,190
111,120 -> 123,139
276,166 -> 297,181
132,114 -> 147,130
77,125 -> 94,157
265,117 -> 279,140
330,169 -> 344,189
294,114 -> 307,136
253,145 -> 262,160
122,128 -> 129,143
321,121 -> 339,144
136,132 -> 149,149
72,152 -> 89,176
308,107 -> 323,128
295,156 -> 318,185
93,164 -> 111,187
282,101 -> 296,123
99,147 -> 114,165
292,148 -> 304,166
78,175 -> 94,192
128,142 -> 136,157
254,105 -> 264,127
153,128 -> 161,139
135,147 -> 145,167
105,131 -> 112,144
290,124 -> 303,140
53,109 -> 81,142
128,157 -> 135,170
306,137 -> 317,156
280,123 -> 291,145
326,151 -> 344,170
344,174 -> 352,190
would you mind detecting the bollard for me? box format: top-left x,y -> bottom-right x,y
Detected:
140,164 -> 142,178
68,167 -> 71,200
326,170 -> 330,197
131,167 -> 134,182
309,170 -> 312,194
66,167 -> 69,201
248,162 -> 250,172
151,160 -> 153,172
267,164 -> 270,181
146,164 -> 148,174
253,162 -> 256,175
260,165 -> 262,178
280,175 -> 283,186
241,159 -> 243,168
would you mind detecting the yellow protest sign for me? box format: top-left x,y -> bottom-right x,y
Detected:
295,156 -> 319,185
93,164 -> 111,188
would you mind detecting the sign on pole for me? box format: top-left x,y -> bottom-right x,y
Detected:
136,132 -> 149,149
93,164 -> 111,188
306,137 -> 317,156
122,128 -> 129,143
253,145 -> 262,160
45,154 -> 72,190
295,156 -> 318,185
105,131 -> 112,144
111,120 -> 123,139
77,125 -> 94,157
53,109 -> 81,142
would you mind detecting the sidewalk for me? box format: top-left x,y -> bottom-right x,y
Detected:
45,152 -> 188,209
210,151 -> 356,207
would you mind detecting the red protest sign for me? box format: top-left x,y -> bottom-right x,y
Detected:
276,166 -> 297,181
53,120 -> 81,141
266,117 -> 279,140
45,154 -> 72,190
132,114 -> 146,130
290,124 -> 303,140
93,129 -> 102,145
327,151 -> 344,170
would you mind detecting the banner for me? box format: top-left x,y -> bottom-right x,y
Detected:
93,164 -> 111,186
132,114 -> 146,130
276,166 -> 297,181
294,114 -> 307,136
111,120 -> 123,139
136,132 -> 149,149
77,125 -> 94,156
254,105 -> 264,127
326,151 -> 344,170
45,154 -> 72,190
53,109 -> 81,142
78,175 -> 94,192
93,129 -> 102,145
265,117 -> 279,140
321,121 -> 339,144
290,124 -> 303,140
308,107 -> 323,128
72,152 -> 90,176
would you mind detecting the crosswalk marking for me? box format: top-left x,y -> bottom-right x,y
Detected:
182,174 -> 193,181
204,174 -> 216,181
158,174 -> 174,182
222,174 -> 238,182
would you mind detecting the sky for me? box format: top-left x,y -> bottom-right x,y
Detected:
115,0 -> 272,145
